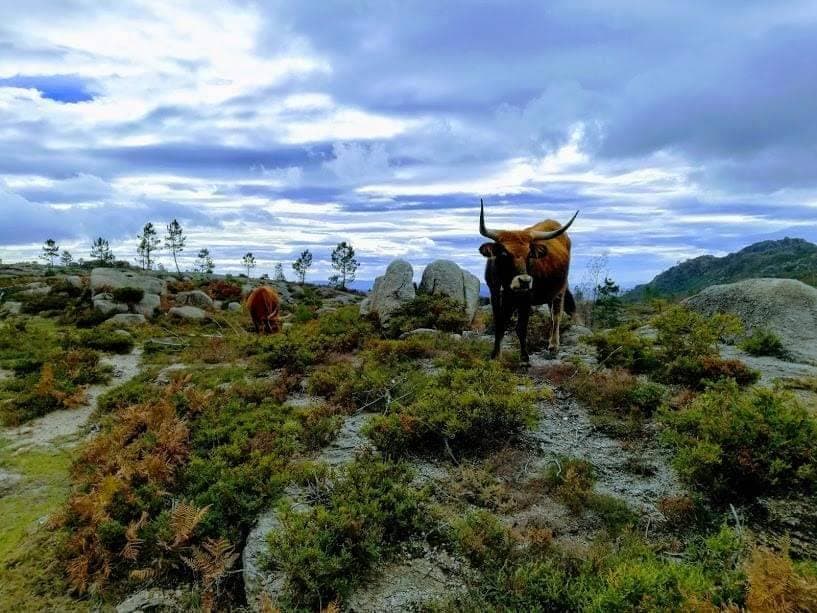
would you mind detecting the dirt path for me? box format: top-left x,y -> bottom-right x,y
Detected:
1,348 -> 142,454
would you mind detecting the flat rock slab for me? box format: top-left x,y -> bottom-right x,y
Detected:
0,468 -> 23,495
346,548 -> 465,612
0,349 -> 142,452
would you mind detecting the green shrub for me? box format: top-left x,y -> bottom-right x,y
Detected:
386,294 -> 470,338
652,305 -> 742,359
660,380 -> 817,501
266,454 -> 426,609
365,362 -> 538,456
111,286 -> 144,304
624,381 -> 668,416
451,509 -> 513,568
586,327 -> 659,373
739,328 -> 788,358
662,355 -> 759,389
64,328 -> 134,354
257,306 -> 375,372
95,377 -> 156,413
19,292 -> 74,314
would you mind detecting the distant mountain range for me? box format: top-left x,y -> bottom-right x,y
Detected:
627,237 -> 817,300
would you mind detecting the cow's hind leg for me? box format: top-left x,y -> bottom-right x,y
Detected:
516,304 -> 531,364
490,292 -> 505,359
548,292 -> 565,353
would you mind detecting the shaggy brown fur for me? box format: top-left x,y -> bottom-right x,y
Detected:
245,286 -> 281,334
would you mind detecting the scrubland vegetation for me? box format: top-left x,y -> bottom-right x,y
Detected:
1,269 -> 816,612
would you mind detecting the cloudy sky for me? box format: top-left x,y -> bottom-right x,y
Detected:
1,1 -> 816,287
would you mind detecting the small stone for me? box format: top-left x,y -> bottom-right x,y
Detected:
175,290 -> 214,309
104,313 -> 147,327
169,305 -> 208,320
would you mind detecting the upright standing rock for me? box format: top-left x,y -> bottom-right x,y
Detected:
419,259 -> 481,323
360,259 -> 415,323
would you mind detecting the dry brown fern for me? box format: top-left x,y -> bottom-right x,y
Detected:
129,567 -> 157,583
121,511 -> 149,561
746,546 -> 817,612
168,501 -> 211,548
182,537 -> 239,613
182,537 -> 239,586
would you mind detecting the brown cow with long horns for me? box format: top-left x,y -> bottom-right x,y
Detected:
478,199 -> 578,363
245,286 -> 282,334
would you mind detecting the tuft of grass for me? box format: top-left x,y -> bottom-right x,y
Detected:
740,328 -> 788,358
63,328 -> 135,354
543,457 -> 637,534
110,286 -> 144,305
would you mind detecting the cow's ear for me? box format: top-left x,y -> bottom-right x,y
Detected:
479,242 -> 502,257
530,242 -> 549,258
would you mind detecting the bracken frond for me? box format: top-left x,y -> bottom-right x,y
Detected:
169,501 -> 211,548
129,567 -> 157,583
182,537 -> 239,587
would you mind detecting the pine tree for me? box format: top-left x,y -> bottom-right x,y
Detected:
40,239 -> 59,268
90,237 -> 114,266
592,277 -> 622,329
242,252 -> 256,277
292,249 -> 312,285
329,241 -> 359,289
60,250 -> 74,267
273,263 -> 286,282
164,219 -> 186,276
137,222 -> 161,270
195,248 -> 214,275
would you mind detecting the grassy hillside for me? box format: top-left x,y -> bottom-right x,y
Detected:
627,237 -> 817,300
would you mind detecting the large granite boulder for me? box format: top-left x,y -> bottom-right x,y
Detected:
419,259 -> 481,322
685,278 -> 817,365
91,268 -> 167,296
359,259 -> 415,323
175,290 -> 213,309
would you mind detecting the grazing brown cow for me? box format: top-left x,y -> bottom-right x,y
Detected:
478,199 -> 578,363
245,286 -> 281,334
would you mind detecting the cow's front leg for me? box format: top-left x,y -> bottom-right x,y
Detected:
516,304 -> 531,364
490,292 -> 505,359
548,292 -> 565,353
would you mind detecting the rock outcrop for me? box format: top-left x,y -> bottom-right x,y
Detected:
685,278 -> 817,365
91,267 -> 167,296
419,259 -> 481,322
359,259 -> 415,323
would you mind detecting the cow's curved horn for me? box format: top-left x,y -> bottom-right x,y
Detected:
479,198 -> 501,240
530,210 -> 579,240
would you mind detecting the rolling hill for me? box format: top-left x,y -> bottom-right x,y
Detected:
627,237 -> 817,299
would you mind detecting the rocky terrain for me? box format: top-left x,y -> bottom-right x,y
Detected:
1,260 -> 816,611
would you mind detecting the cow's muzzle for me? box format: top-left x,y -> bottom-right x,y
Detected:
509,274 -> 533,292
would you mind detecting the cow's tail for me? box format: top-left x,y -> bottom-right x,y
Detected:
564,288 -> 576,316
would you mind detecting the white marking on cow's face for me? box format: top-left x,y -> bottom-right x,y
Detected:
510,274 -> 533,292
